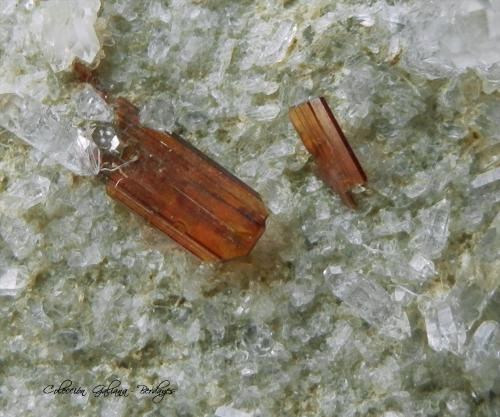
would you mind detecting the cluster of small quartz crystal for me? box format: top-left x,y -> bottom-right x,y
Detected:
0,0 -> 499,416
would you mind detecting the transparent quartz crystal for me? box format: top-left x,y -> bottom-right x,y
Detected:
0,94 -> 100,176
465,321 -> 500,392
0,175 -> 50,214
325,271 -> 411,340
420,294 -> 467,356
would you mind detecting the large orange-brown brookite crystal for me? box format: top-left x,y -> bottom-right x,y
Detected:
74,61 -> 268,261
289,97 -> 367,209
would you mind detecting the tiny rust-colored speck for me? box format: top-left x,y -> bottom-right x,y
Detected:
73,60 -> 268,262
289,97 -> 367,209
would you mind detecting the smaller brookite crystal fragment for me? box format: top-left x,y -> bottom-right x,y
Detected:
289,97 -> 367,208
74,61 -> 268,261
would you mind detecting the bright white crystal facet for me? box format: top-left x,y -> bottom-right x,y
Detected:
30,0 -> 101,72
0,267 -> 28,297
408,253 -> 436,281
399,0 -> 500,79
420,294 -> 467,356
323,265 -> 343,276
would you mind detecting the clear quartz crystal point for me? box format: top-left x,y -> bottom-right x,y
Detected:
0,175 -> 50,214
0,93 -> 100,176
325,271 -> 411,340
410,199 -> 451,259
72,84 -> 113,123
420,294 -> 467,356
465,321 -> 500,392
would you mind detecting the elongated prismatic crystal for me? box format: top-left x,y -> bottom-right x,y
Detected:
289,97 -> 367,209
74,61 -> 268,261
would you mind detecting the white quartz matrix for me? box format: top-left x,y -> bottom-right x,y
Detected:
0,0 -> 499,416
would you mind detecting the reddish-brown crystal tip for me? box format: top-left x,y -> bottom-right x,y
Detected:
73,60 -> 268,262
289,97 -> 367,209
107,100 -> 269,262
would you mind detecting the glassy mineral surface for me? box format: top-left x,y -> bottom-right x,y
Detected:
0,1 -> 499,416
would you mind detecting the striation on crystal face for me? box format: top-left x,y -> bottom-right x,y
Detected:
289,97 -> 367,208
74,61 -> 269,261
420,293 -> 467,356
410,199 -> 451,259
2,1 -> 500,415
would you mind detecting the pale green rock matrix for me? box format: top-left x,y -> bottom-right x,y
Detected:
0,0 -> 499,416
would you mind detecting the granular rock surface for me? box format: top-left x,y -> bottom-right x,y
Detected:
0,1 -> 499,416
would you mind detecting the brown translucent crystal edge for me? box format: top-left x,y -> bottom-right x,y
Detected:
289,97 -> 368,209
73,61 -> 269,262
